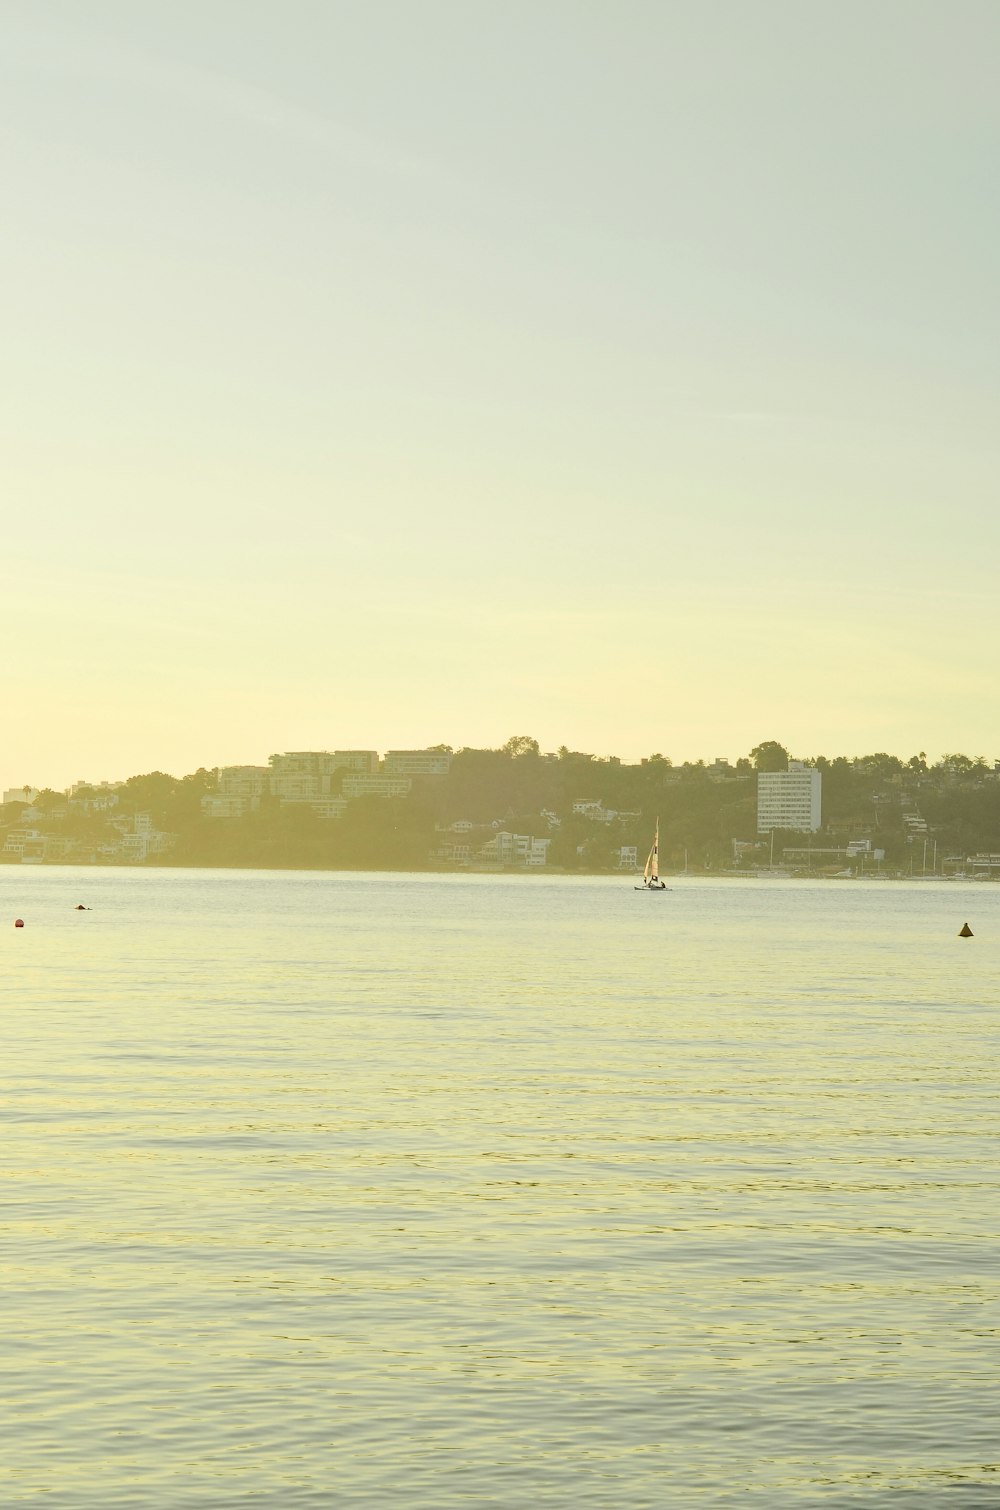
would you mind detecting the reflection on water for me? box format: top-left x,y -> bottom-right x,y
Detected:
2,869 -> 999,1506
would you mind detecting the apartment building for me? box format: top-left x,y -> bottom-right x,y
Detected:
268,752 -> 326,801
756,762 -> 822,833
383,750 -> 452,777
332,751 -> 379,774
219,766 -> 269,800
202,751 -> 386,817
479,831 -> 550,867
203,766 -> 270,818
3,827 -> 42,856
267,751 -> 379,801
2,787 -> 38,805
202,794 -> 247,819
278,797 -> 348,819
341,774 -> 412,800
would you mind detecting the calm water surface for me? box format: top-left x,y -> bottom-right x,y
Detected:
2,869 -> 999,1507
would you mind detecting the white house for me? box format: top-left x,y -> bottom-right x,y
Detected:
571,800 -> 617,823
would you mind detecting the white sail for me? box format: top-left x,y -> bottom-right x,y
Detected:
635,818 -> 666,890
643,818 -> 659,884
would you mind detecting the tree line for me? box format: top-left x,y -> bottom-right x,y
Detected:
4,738 -> 1000,871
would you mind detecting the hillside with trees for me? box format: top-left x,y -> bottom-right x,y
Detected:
3,739 -> 1000,874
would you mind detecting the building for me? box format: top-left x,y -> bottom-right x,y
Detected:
2,787 -> 38,805
201,752 -> 383,817
430,839 -> 475,865
278,797 -> 347,819
332,750 -> 379,774
202,765 -> 270,818
218,766 -> 269,800
268,751 -> 379,801
756,762 -> 822,833
383,750 -> 452,777
341,774 -> 412,800
268,752 -> 328,801
571,799 -> 617,822
68,782 -> 121,812
3,826 -> 42,856
967,854 -> 1000,876
201,794 -> 251,819
478,831 -> 550,867
108,811 -> 171,862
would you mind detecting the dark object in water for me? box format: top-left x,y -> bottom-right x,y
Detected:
959,922 -> 974,937
75,904 -> 90,910
14,919 -> 24,928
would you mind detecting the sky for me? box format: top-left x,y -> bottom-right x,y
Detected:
3,0 -> 999,791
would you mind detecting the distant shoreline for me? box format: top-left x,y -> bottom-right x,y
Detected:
1,857 -> 990,882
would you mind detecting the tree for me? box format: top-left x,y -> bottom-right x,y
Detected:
118,772 -> 184,827
121,771 -> 180,804
680,759 -> 707,778
749,741 -> 789,772
856,752 -> 904,778
182,767 -> 216,792
33,788 -> 67,812
501,735 -> 540,759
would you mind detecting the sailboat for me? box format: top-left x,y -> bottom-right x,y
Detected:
635,818 -> 668,890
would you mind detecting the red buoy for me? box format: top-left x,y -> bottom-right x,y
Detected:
959,922 -> 974,938
14,919 -> 24,928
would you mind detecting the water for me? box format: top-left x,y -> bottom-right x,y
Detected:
2,868 -> 999,1507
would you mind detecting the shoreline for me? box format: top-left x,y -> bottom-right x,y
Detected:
1,857 -> 991,882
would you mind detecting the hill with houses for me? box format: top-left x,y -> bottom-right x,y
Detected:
4,740 -> 1000,878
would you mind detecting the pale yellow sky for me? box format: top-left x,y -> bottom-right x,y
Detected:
3,2 -> 999,790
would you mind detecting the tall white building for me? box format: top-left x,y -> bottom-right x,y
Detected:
757,762 -> 822,833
